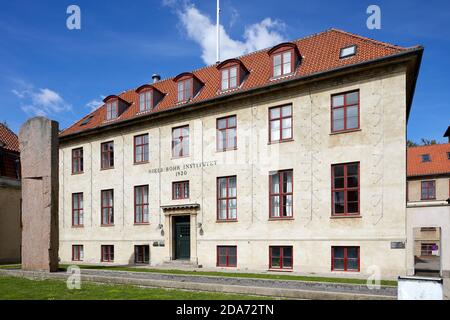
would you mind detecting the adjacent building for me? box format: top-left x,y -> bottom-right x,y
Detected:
407,140 -> 450,277
0,123 -> 21,263
58,29 -> 423,278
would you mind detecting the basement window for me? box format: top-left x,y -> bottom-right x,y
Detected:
340,45 -> 357,59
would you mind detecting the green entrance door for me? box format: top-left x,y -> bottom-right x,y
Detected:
173,216 -> 190,260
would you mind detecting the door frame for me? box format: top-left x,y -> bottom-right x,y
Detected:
172,215 -> 191,260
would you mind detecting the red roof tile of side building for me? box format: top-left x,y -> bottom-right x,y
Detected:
407,143 -> 450,177
60,28 -> 423,138
0,123 -> 20,154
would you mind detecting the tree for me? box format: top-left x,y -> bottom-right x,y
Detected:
407,140 -> 418,147
420,138 -> 437,146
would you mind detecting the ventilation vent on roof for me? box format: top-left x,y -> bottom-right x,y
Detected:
340,45 -> 357,59
421,154 -> 431,162
80,116 -> 94,126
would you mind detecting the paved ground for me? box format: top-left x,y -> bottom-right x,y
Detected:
0,268 -> 396,300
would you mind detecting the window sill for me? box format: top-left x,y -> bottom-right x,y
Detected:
268,268 -> 293,273
216,219 -> 238,223
217,265 -> 238,268
100,167 -> 115,171
330,129 -> 361,136
268,217 -> 294,221
173,198 -> 190,201
71,225 -> 84,228
268,139 -> 294,145
72,260 -> 83,262
134,223 -> 150,226
71,172 -> 84,176
134,161 -> 149,166
216,147 -> 238,153
420,198 -> 437,201
101,224 -> 115,227
330,215 -> 361,219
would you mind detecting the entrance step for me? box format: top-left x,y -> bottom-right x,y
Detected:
160,260 -> 199,270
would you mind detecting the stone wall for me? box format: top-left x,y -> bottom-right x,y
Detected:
0,178 -> 21,264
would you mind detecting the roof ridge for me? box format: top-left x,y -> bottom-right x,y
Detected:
408,143 -> 450,149
329,28 -> 409,51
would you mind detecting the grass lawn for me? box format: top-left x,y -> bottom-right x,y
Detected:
59,264 -> 397,287
0,275 -> 269,300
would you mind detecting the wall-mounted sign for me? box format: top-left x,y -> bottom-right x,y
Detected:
391,241 -> 406,249
149,161 -> 217,177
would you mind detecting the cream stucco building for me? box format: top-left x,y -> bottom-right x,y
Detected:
58,29 -> 423,279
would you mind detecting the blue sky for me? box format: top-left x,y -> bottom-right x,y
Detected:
0,0 -> 449,142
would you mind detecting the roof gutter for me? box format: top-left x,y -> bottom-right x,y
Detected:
60,47 -> 424,143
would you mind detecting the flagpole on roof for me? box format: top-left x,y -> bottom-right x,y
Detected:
216,0 -> 221,63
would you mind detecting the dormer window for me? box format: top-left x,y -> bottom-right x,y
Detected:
135,84 -> 164,112
268,43 -> 300,79
174,73 -> 203,103
340,45 -> 357,59
139,90 -> 152,112
221,66 -> 238,91
177,79 -> 192,102
217,59 -> 249,92
106,100 -> 118,120
103,95 -> 131,121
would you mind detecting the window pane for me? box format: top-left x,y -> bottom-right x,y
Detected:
219,200 -> 227,219
334,247 -> 345,258
347,247 -> 358,259
228,254 -> 237,266
283,257 -> 293,268
334,192 -> 345,213
229,199 -> 237,219
283,172 -> 292,193
273,65 -> 281,77
284,195 -> 293,216
228,128 -> 237,149
334,177 -> 344,189
271,196 -> 280,217
271,174 -> 280,193
230,67 -> 237,77
347,259 -> 359,270
230,77 -> 237,88
218,118 -> 227,129
228,177 -> 236,197
270,121 -> 280,141
332,95 -> 344,107
347,190 -> 358,202
219,178 -> 227,198
270,107 -> 280,119
333,109 -> 344,131
347,92 -> 359,105
271,247 -> 281,258
347,106 -> 359,129
347,202 -> 359,213
334,258 -> 345,270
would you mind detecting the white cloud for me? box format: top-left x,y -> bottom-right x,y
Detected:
12,87 -> 72,117
171,3 -> 286,65
85,96 -> 105,112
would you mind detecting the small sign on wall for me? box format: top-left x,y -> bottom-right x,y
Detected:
153,241 -> 165,247
391,241 -> 406,249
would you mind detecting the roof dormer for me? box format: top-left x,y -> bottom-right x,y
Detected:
268,42 -> 300,79
135,84 -> 164,113
173,72 -> 203,103
216,59 -> 249,92
103,95 -> 130,121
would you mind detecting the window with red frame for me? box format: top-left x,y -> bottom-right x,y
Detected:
217,176 -> 237,221
72,148 -> 83,174
269,246 -> 293,270
332,246 -> 360,272
217,116 -> 237,151
139,90 -> 152,112
72,245 -> 84,261
177,79 -> 192,102
217,246 -> 237,267
269,170 -> 293,219
332,163 -> 359,216
272,50 -> 293,77
134,134 -> 149,164
134,185 -> 149,224
72,193 -> 84,226
134,245 -> 150,264
269,105 -> 292,143
421,181 -> 436,200
173,181 -> 189,200
101,190 -> 114,225
101,141 -> 114,169
101,245 -> 114,262
331,91 -> 359,132
172,126 -> 189,158
106,100 -> 118,120
221,66 -> 238,91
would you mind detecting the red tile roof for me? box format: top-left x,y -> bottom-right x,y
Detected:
407,143 -> 450,177
0,123 -> 20,153
61,28 -> 421,138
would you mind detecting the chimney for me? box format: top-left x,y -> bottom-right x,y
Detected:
152,74 -> 161,83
